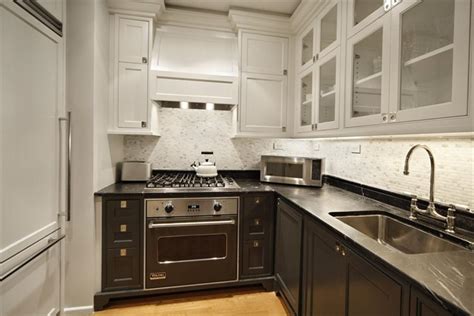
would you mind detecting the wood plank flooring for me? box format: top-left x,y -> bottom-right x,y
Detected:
94,287 -> 289,316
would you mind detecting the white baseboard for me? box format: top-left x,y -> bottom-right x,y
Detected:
63,305 -> 94,315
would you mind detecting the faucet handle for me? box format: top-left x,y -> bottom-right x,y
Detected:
447,204 -> 456,216
446,204 -> 456,233
409,195 -> 418,220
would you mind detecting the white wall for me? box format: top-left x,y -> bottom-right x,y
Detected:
125,108 -> 473,208
66,0 -> 123,311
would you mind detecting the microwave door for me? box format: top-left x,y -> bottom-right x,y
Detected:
262,160 -> 307,185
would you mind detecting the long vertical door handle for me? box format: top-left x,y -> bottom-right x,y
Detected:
59,111 -> 72,221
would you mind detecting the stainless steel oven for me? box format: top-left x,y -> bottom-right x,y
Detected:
260,155 -> 325,187
145,197 -> 238,289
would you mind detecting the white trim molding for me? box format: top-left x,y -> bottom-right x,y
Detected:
229,9 -> 291,35
107,0 -> 165,20
290,0 -> 329,34
64,305 -> 94,315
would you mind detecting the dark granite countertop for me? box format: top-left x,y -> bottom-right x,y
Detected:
96,179 -> 474,315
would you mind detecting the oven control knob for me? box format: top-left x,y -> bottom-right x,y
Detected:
213,202 -> 223,212
164,203 -> 174,213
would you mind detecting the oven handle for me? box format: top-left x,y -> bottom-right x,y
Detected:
148,219 -> 235,229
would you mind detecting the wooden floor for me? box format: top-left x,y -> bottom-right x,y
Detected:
94,287 -> 289,316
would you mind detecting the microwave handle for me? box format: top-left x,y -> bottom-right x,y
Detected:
148,220 -> 235,229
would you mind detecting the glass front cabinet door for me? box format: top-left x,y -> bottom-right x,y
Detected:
345,15 -> 391,127
316,0 -> 341,59
296,66 -> 315,133
347,0 -> 385,37
388,0 -> 470,123
315,49 -> 340,131
299,26 -> 315,73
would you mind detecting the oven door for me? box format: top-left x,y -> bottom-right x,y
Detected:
146,215 -> 238,289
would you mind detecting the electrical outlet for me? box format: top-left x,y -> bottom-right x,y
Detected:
313,143 -> 320,151
273,142 -> 284,150
351,144 -> 361,154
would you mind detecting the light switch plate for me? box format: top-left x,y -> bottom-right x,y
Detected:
273,142 -> 284,150
313,143 -> 320,151
351,144 -> 361,154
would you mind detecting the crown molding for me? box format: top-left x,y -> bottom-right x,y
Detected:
228,9 -> 291,35
157,7 -> 235,33
290,0 -> 328,33
107,0 -> 165,20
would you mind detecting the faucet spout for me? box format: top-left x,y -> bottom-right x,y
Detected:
403,144 -> 435,203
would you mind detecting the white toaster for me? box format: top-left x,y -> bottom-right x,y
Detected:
121,161 -> 152,181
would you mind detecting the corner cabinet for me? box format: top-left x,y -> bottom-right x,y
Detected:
237,31 -> 290,136
108,14 -> 159,136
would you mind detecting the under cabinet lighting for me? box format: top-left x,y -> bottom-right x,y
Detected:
180,102 -> 189,109
206,103 -> 215,111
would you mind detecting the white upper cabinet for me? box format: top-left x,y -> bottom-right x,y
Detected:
345,14 -> 391,128
241,32 -> 289,76
316,0 -> 341,59
347,0 -> 386,38
295,66 -> 315,133
109,14 -> 159,136
240,73 -> 288,134
388,0 -> 470,123
315,48 -> 340,131
298,26 -> 315,73
118,18 -> 149,64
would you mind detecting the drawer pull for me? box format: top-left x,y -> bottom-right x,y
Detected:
120,249 -> 127,256
120,201 -> 127,208
255,198 -> 260,204
254,219 -> 261,225
120,224 -> 127,232
253,241 -> 260,247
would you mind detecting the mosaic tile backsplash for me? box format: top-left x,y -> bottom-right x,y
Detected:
124,107 -> 474,208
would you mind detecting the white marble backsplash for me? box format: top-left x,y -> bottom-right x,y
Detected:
124,107 -> 474,208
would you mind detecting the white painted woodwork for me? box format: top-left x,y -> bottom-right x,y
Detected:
316,0 -> 341,59
36,0 -> 63,22
241,32 -> 289,75
296,23 -> 316,73
165,0 -> 302,15
295,65 -> 315,133
347,0 -> 386,38
239,73 -> 288,133
314,47 -> 340,131
152,71 -> 238,104
152,27 -> 238,76
388,0 -> 470,123
118,17 -> 149,64
117,63 -> 148,128
344,14 -> 391,128
1,241 -> 61,316
0,5 -> 62,263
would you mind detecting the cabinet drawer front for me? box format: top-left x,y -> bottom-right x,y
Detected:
106,220 -> 140,248
240,239 -> 273,278
242,194 -> 274,239
104,248 -> 141,291
106,199 -> 140,219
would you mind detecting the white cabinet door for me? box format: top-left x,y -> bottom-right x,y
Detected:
345,14 -> 391,128
295,66 -> 315,133
1,242 -> 61,316
297,24 -> 316,73
117,63 -> 148,129
347,0 -> 386,38
118,17 -> 149,64
316,0 -> 341,59
315,48 -> 340,131
0,5 -> 62,262
388,0 -> 470,123
240,73 -> 288,134
241,33 -> 288,76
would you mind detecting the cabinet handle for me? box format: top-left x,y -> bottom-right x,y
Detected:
255,198 -> 260,204
253,241 -> 260,248
381,113 -> 388,122
389,112 -> 397,121
120,249 -> 127,256
282,126 -> 287,132
254,218 -> 261,225
120,201 -> 127,208
312,56 -> 316,62
142,57 -> 148,64
141,121 -> 147,128
283,69 -> 288,75
120,224 -> 127,232
340,248 -> 346,256
335,243 -> 341,253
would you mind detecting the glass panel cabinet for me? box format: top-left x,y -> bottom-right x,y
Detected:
389,0 -> 470,122
315,49 -> 339,130
296,67 -> 315,133
347,0 -> 385,38
317,0 -> 341,59
301,28 -> 314,70
345,15 -> 390,127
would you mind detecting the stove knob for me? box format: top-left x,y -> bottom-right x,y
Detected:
164,203 -> 174,213
213,202 -> 223,212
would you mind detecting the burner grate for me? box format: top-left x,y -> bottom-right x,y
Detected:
146,172 -> 230,188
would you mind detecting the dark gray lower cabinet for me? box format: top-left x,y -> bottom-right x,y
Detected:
302,216 -> 409,316
275,199 -> 303,315
410,288 -> 452,316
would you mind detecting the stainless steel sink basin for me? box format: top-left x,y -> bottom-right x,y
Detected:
333,214 -> 465,254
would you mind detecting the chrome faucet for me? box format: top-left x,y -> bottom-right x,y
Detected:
403,144 -> 456,233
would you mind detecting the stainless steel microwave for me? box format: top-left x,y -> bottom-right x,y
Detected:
260,155 -> 325,187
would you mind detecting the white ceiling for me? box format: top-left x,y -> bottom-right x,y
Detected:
164,0 -> 303,15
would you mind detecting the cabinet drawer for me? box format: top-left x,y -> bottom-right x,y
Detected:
242,194 -> 274,240
105,199 -> 140,219
241,239 -> 272,278
106,219 -> 140,248
104,247 -> 141,291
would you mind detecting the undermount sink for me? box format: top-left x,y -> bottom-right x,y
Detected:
332,213 -> 466,254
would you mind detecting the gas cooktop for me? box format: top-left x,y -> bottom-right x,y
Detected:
145,172 -> 240,190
